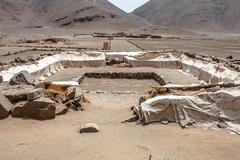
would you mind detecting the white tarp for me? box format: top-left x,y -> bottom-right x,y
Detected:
51,81 -> 79,86
125,53 -> 240,84
125,53 -> 181,68
0,51 -> 105,81
135,90 -> 240,134
181,55 -> 240,84
125,53 -> 179,61
1,51 -> 240,86
105,51 -> 144,57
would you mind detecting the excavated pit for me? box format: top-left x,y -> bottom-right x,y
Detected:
81,78 -> 159,93
79,72 -> 165,93
1,50 -> 240,134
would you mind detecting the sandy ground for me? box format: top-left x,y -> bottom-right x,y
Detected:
129,38 -> 240,59
1,35 -> 240,63
0,93 -> 240,160
1,33 -> 240,160
81,78 -> 159,92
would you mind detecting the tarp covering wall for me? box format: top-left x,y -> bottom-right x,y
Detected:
135,90 -> 240,134
1,51 -> 240,85
105,51 -> 144,58
125,52 -> 240,84
0,51 -> 106,81
181,55 -> 240,84
125,53 -> 181,68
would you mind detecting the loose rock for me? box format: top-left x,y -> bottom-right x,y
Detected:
65,86 -> 82,101
10,70 -> 34,85
218,121 -> 228,129
65,98 -> 83,111
226,55 -> 233,59
55,104 -> 68,116
2,85 -> 37,103
80,123 -> 100,133
160,120 -> 169,125
11,101 -> 27,117
34,81 -> 45,89
14,57 -> 28,64
0,75 -> 2,83
12,98 -> 56,120
123,116 -> 139,123
0,93 -> 12,119
44,89 -> 64,103
27,88 -> 43,101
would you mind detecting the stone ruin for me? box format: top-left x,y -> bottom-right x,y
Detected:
1,50 -> 240,134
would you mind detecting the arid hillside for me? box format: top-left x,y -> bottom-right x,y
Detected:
0,0 -> 150,31
133,0 -> 240,32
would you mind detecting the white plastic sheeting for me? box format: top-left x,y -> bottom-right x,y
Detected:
1,51 -> 240,86
105,51 -> 144,57
51,81 -> 79,86
181,55 -> 240,84
135,90 -> 240,134
125,53 -> 181,68
0,51 -> 105,81
125,52 -> 240,84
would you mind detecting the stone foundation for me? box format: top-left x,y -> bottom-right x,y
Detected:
79,72 -> 166,85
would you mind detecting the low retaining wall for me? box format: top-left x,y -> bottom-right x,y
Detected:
0,52 -> 106,81
1,51 -> 240,85
127,60 -> 181,69
79,72 -> 166,85
125,53 -> 240,84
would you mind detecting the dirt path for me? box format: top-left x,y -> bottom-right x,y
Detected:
0,93 -> 240,160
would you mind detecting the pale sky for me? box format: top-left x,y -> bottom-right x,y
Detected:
107,0 -> 150,12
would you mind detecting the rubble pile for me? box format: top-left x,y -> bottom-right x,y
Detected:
1,50 -> 240,135
0,70 -> 87,120
92,32 -> 162,39
17,38 -> 70,44
81,72 -> 166,85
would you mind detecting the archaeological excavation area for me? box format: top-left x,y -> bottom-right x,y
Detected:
1,0 -> 240,159
1,42 -> 240,160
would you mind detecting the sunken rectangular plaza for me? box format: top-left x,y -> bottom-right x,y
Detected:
1,0 -> 240,159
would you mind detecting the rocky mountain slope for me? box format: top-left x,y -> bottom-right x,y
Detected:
133,0 -> 240,32
0,0 -> 150,31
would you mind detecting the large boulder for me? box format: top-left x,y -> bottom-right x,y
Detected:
27,88 -> 43,101
12,98 -> 56,120
2,85 -> 42,103
0,93 -> 12,119
10,70 -> 34,85
11,101 -> 27,117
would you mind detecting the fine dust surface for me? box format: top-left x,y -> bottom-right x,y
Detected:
81,78 -> 160,92
0,94 -> 240,160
